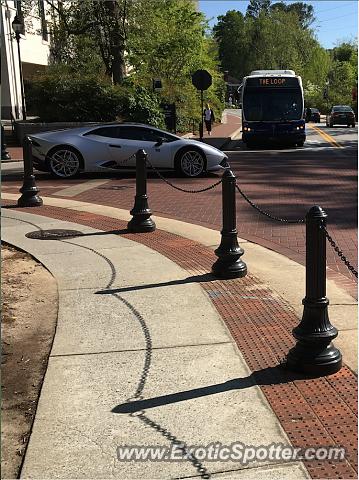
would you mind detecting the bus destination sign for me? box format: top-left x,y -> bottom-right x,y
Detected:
246,77 -> 299,87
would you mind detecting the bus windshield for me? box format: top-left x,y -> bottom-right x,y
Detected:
243,88 -> 303,121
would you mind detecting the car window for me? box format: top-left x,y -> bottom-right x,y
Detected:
117,126 -> 178,142
84,127 -> 120,138
333,106 -> 353,112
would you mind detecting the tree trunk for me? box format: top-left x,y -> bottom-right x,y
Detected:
104,0 -> 126,85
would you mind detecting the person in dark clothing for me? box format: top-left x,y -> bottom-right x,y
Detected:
203,103 -> 215,135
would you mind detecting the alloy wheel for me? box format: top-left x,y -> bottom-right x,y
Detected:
49,149 -> 81,178
180,150 -> 205,177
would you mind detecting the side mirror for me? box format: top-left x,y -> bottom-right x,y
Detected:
154,137 -> 165,147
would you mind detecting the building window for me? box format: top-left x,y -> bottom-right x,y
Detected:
38,0 -> 48,41
14,0 -> 25,35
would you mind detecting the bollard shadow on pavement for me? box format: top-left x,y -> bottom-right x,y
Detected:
112,366 -> 309,414
95,273 -> 217,295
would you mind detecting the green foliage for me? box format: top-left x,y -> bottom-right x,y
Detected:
26,71 -> 122,122
270,2 -> 315,28
246,0 -> 271,18
214,7 -> 320,81
118,84 -> 165,128
127,0 -> 225,130
25,69 -> 165,125
213,1 -> 358,112
23,0 -> 224,131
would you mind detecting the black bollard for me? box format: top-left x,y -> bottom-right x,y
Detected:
1,125 -> 11,160
212,169 -> 247,279
18,137 -> 43,207
286,205 -> 342,376
127,149 -> 156,233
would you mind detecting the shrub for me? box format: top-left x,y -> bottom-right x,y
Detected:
26,70 -> 165,127
26,72 -> 123,122
117,84 -> 165,129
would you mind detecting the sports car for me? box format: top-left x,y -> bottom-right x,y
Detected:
29,123 -> 229,179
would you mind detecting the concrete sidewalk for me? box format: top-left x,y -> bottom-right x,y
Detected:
2,210 -> 309,480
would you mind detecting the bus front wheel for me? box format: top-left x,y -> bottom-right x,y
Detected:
297,141 -> 304,147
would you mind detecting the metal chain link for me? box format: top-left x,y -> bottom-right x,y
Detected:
117,152 -> 137,165
235,184 -> 305,224
321,225 -> 358,278
145,157 -> 222,193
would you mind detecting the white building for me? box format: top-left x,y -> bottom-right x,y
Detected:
1,0 -> 51,120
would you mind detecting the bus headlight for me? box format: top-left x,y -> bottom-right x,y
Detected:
244,127 -> 251,131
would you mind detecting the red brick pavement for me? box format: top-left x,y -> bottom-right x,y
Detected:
2,201 -> 357,479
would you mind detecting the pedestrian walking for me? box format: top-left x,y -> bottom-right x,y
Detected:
228,95 -> 233,107
203,103 -> 215,135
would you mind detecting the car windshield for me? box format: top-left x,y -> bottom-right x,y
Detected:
333,106 -> 353,112
311,108 -> 319,113
243,88 -> 303,121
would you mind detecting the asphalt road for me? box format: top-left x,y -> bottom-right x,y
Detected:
2,123 -> 357,290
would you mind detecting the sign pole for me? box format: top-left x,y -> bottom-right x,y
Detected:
200,89 -> 204,140
191,69 -> 212,141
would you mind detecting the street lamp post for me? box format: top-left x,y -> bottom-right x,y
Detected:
12,15 -> 26,121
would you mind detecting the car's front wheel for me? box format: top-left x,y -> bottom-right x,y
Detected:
175,148 -> 206,177
47,146 -> 83,179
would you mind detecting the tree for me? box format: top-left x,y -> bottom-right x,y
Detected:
270,2 -> 315,28
213,11 -> 249,80
23,0 -> 130,84
246,0 -> 271,18
327,41 -> 358,109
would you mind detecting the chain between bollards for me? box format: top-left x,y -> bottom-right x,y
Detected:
285,205 -> 342,376
17,137 -> 43,207
127,149 -> 156,233
212,169 -> 247,279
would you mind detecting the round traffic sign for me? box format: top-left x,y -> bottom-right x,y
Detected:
192,69 -> 212,91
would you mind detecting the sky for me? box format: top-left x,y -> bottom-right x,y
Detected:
198,0 -> 358,49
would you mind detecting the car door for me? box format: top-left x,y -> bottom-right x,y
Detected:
109,126 -> 175,169
83,126 -> 136,168
132,127 -> 175,168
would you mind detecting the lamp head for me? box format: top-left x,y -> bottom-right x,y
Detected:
12,14 -> 23,35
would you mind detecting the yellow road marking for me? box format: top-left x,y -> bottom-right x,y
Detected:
308,124 -> 343,148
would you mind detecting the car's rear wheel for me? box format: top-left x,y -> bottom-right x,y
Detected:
47,146 -> 83,179
175,148 -> 206,177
